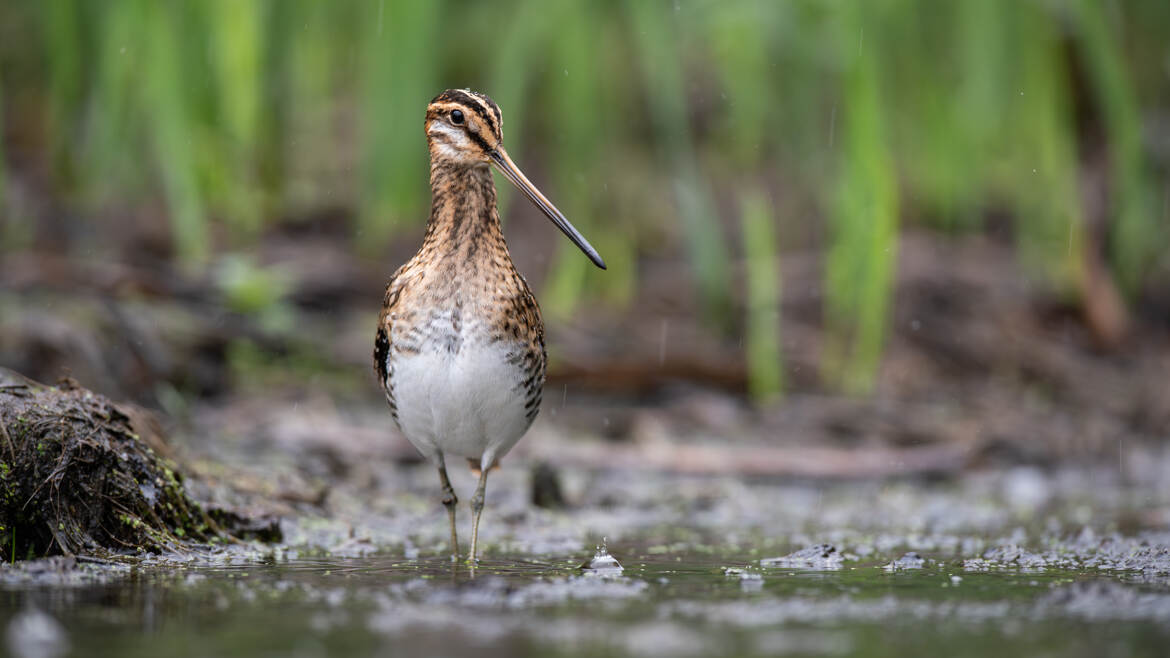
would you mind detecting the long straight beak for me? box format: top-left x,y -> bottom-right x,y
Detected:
490,148 -> 606,270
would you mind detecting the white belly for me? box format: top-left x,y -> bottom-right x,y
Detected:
389,340 -> 534,467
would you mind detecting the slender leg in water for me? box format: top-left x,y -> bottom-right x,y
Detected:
436,455 -> 459,560
468,466 -> 490,563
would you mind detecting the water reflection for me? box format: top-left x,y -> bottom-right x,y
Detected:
2,549 -> 1168,657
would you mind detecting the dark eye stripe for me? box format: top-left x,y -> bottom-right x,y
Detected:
465,126 -> 492,153
472,94 -> 501,136
442,90 -> 498,137
489,102 -> 502,132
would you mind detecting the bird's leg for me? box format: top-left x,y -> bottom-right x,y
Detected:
468,465 -> 491,564
436,456 -> 459,561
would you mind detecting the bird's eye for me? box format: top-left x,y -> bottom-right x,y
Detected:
450,110 -> 464,125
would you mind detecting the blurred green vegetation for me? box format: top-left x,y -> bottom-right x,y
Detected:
0,0 -> 1166,395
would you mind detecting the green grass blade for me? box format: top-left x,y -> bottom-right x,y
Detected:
207,0 -> 263,235
626,0 -> 731,327
143,0 -> 207,264
741,191 -> 783,400
1071,0 -> 1159,295
822,2 -> 899,394
42,0 -> 84,186
1004,3 -> 1083,292
359,0 -> 441,248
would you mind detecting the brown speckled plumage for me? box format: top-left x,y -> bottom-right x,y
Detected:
375,158 -> 547,432
371,89 -> 603,562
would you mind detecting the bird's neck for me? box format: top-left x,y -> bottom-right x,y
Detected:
420,161 -> 508,262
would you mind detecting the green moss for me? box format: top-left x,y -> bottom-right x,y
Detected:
0,369 -> 248,559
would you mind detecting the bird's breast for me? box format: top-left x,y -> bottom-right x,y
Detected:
383,306 -> 544,462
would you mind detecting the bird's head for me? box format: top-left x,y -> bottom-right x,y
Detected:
424,89 -> 606,270
425,89 -> 503,165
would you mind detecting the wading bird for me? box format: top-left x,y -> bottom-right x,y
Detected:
374,89 -> 606,562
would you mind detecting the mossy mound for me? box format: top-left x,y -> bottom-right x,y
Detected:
0,368 -> 230,560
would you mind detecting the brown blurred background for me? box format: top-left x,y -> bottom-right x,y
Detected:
0,1 -> 1168,477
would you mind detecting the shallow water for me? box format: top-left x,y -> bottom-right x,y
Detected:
3,545 -> 1168,658
5,459 -> 1170,657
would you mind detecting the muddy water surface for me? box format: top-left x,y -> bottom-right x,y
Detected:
3,543 -> 1169,658
4,460 -> 1170,657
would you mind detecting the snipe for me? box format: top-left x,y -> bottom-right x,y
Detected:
374,89 -> 605,562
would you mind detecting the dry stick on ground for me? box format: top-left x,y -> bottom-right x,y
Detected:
0,418 -> 14,460
526,439 -> 975,479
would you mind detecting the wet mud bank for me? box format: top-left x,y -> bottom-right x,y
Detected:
0,368 -> 275,562
0,403 -> 1168,657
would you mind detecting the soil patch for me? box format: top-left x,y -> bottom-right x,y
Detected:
0,368 -> 275,561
